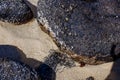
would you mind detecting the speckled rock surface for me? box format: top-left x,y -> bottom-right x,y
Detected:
44,50 -> 75,71
0,0 -> 33,24
37,0 -> 120,64
0,58 -> 39,80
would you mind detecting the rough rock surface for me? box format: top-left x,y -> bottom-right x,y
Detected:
0,0 -> 33,24
0,58 -> 39,80
44,50 -> 75,71
37,0 -> 120,64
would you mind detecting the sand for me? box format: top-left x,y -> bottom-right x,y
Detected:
0,0 -> 118,80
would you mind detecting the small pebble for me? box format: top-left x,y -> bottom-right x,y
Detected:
86,76 -> 94,80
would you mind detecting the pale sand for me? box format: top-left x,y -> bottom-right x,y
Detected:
0,0 -> 117,80
0,19 -> 58,63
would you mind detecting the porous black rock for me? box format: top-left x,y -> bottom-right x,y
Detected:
0,0 -> 33,24
0,58 -> 39,80
44,50 -> 75,71
37,0 -> 120,64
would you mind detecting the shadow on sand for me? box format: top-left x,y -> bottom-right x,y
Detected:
106,59 -> 120,80
0,45 -> 56,80
106,44 -> 120,80
24,0 -> 37,18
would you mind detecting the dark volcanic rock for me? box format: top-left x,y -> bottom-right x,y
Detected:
44,50 -> 75,71
0,0 -> 33,24
0,58 -> 39,80
37,0 -> 120,64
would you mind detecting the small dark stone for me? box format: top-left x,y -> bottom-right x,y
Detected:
86,76 -> 94,80
0,58 -> 39,80
37,0 -> 120,64
0,0 -> 33,24
79,62 -> 86,67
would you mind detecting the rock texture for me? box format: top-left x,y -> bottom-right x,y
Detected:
0,0 -> 33,24
0,58 -> 39,80
37,0 -> 120,64
44,50 -> 75,71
